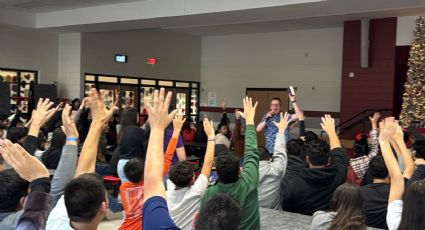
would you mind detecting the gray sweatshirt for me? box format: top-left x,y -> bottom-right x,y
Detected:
0,145 -> 78,228
258,132 -> 288,210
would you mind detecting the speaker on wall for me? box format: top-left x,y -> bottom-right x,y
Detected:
33,84 -> 58,104
0,83 -> 10,115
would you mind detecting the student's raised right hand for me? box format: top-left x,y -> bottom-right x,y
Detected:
173,114 -> 186,132
85,88 -> 118,123
31,98 -> 57,128
203,118 -> 215,139
273,112 -> 289,133
320,114 -> 336,134
0,139 -> 49,182
238,97 -> 258,125
61,104 -> 79,139
144,88 -> 177,131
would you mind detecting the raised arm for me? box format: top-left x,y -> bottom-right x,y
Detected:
320,114 -> 341,149
200,118 -> 216,177
163,114 -> 184,176
298,111 -> 306,139
143,88 -> 177,200
379,118 -> 404,203
0,139 -> 52,230
50,104 -> 79,203
23,98 -> 57,155
75,89 -> 117,177
238,97 -> 259,186
270,112 -> 289,173
289,92 -> 301,120
368,112 -> 380,157
393,123 -> 415,179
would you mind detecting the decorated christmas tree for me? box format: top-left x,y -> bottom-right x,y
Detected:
400,16 -> 425,127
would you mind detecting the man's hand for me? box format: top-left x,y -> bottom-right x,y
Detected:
320,114 -> 336,134
0,139 -> 49,182
79,98 -> 87,110
369,112 -> 380,129
144,88 -> 177,131
379,117 -> 397,143
239,97 -> 258,125
203,118 -> 215,139
172,115 -> 186,132
299,111 -> 305,121
273,112 -> 290,133
392,121 -> 405,143
85,88 -> 118,123
31,98 -> 57,128
61,104 -> 79,139
289,93 -> 296,102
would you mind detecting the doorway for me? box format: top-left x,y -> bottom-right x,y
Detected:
246,88 -> 289,147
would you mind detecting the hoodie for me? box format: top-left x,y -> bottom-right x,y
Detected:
282,148 -> 347,215
119,126 -> 146,159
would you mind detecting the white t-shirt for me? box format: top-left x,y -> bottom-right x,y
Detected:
166,174 -> 209,230
46,195 -> 74,230
386,200 -> 403,230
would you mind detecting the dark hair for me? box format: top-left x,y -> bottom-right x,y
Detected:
353,134 -> 369,157
6,127 -> 28,143
329,183 -> 365,230
195,121 -> 207,143
118,108 -> 139,143
368,156 -> 388,179
304,131 -> 319,143
258,147 -> 270,161
270,98 -> 281,104
398,180 -> 425,230
71,98 -> 81,110
287,139 -> 305,156
0,169 -> 29,212
215,150 -> 240,183
413,140 -> 425,159
220,113 -> 230,126
0,114 -> 8,122
306,139 -> 330,166
0,123 -> 7,130
217,123 -> 228,133
169,160 -> 194,188
195,194 -> 241,230
124,157 -> 145,183
64,173 -> 106,223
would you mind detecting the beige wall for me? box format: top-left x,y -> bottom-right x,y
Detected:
0,25 -> 58,84
201,27 -> 343,112
81,29 -> 202,82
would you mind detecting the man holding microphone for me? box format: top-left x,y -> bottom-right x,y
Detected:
256,88 -> 302,155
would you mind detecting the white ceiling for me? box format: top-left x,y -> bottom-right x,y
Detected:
0,0 -> 146,12
1,0 -> 425,35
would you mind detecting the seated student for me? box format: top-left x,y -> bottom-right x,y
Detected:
182,118 -> 196,143
310,183 -> 365,230
0,139 -> 53,230
41,128 -> 66,169
118,115 -> 184,230
215,123 -> 230,149
195,194 -> 242,230
282,115 -> 348,216
350,112 -> 380,180
0,101 -> 78,229
141,88 -> 179,229
47,89 -> 118,230
258,112 -> 289,210
378,118 -> 420,230
202,97 -> 260,230
359,156 -> 390,229
167,118 -> 215,229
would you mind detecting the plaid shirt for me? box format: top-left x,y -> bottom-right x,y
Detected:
350,129 -> 379,179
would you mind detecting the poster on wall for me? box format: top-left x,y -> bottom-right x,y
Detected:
207,92 -> 217,106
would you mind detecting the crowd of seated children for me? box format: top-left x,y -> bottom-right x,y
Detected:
1,85 -> 425,230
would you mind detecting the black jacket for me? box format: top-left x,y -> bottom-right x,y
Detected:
282,148 -> 348,215
118,126 -> 146,159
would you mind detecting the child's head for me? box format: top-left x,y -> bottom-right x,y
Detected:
124,157 -> 145,183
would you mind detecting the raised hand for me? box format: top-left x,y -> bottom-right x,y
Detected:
144,88 -> 177,130
0,139 -> 49,182
289,93 -> 296,102
85,88 -> 118,123
378,117 -> 397,143
203,118 -> 215,139
61,104 -> 79,139
235,109 -> 242,120
239,97 -> 258,125
369,112 -> 380,129
31,98 -> 57,128
320,114 -> 336,134
273,112 -> 290,133
172,115 -> 186,132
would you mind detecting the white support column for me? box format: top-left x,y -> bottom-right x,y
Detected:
58,33 -> 81,99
